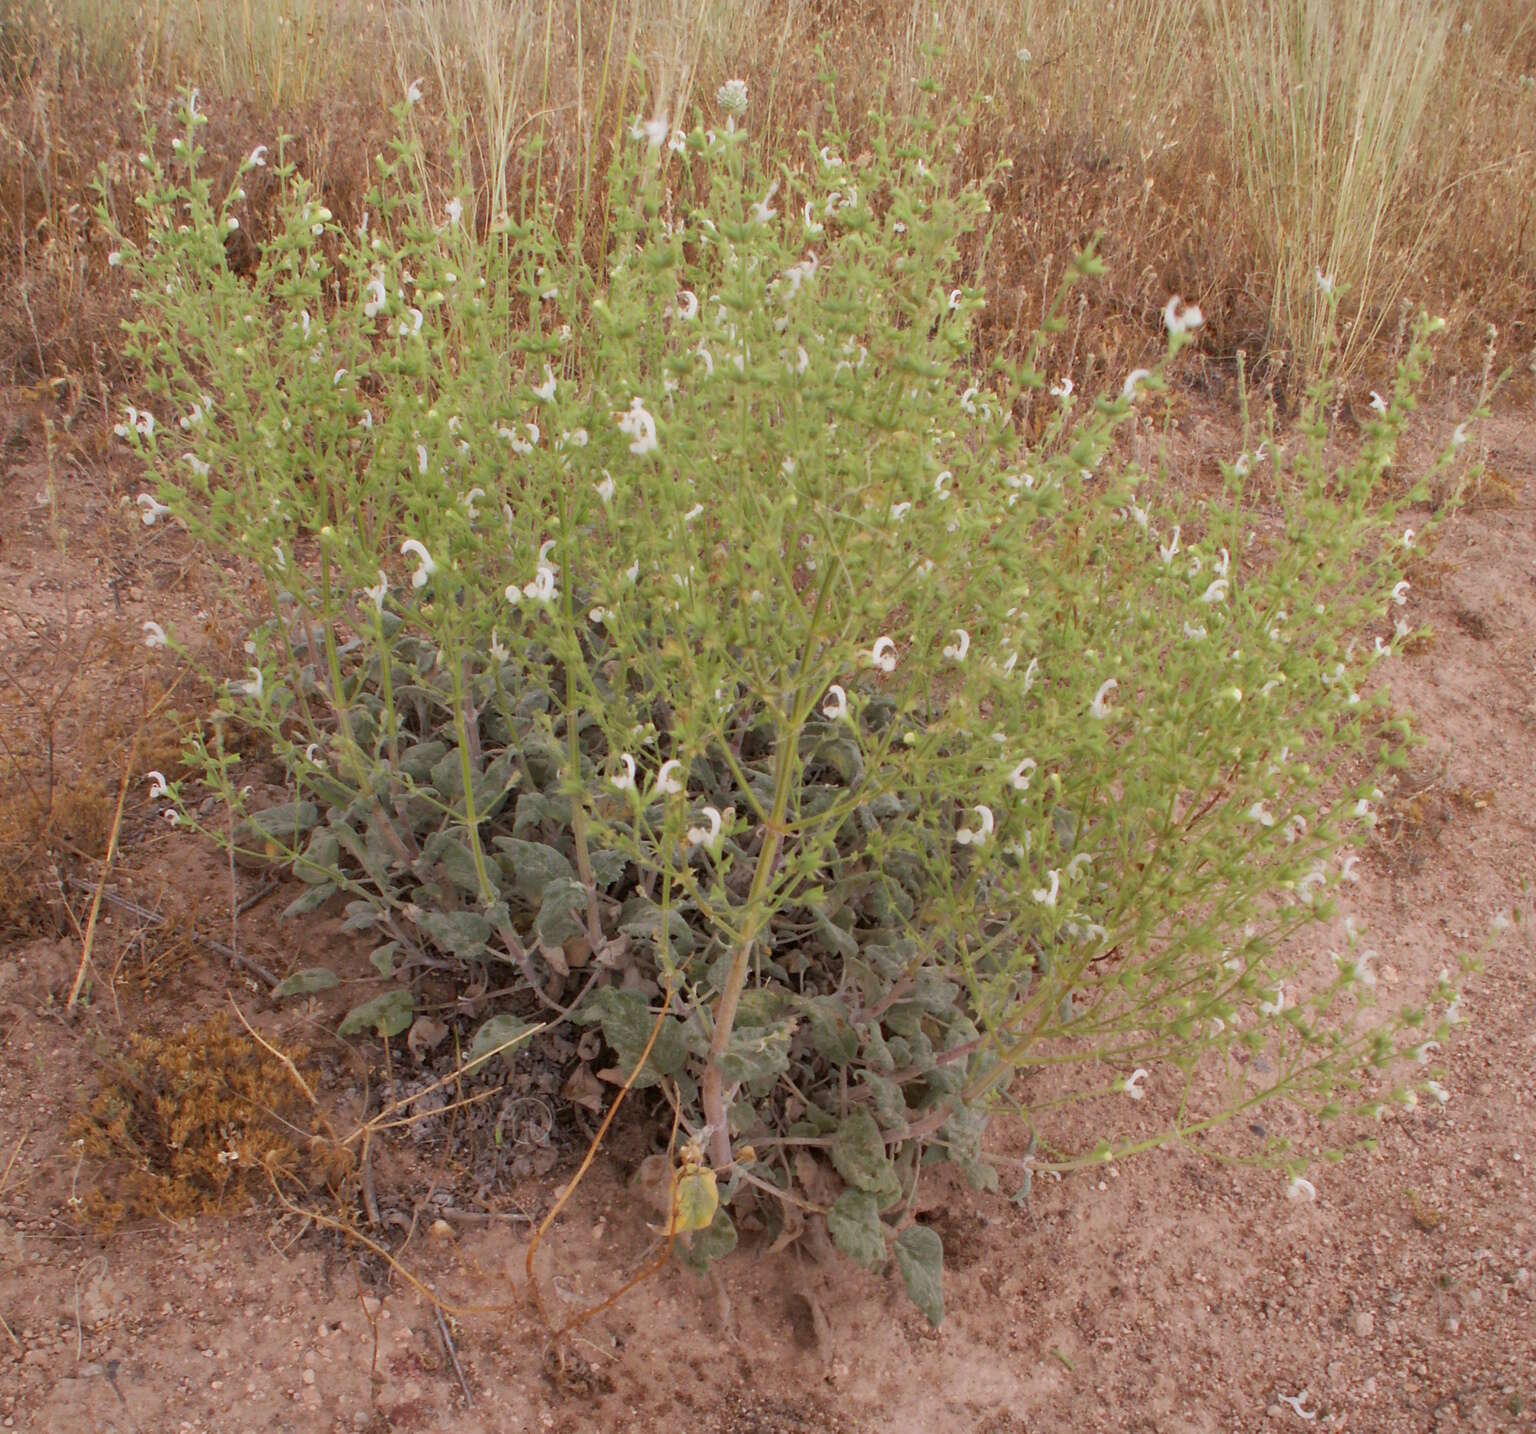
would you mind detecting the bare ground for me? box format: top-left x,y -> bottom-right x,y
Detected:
0,391 -> 1533,1433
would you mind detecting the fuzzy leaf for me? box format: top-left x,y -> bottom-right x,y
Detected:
827,1189 -> 888,1271
677,1206 -> 737,1276
413,907 -> 493,962
463,1013 -> 539,1073
573,987 -> 689,1087
369,942 -> 400,977
339,989 -> 414,1039
340,900 -> 382,934
617,896 -> 696,958
894,1226 -> 945,1326
493,836 -> 575,904
282,883 -> 336,917
534,876 -> 587,948
242,800 -> 319,844
272,967 -> 339,999
830,1108 -> 898,1203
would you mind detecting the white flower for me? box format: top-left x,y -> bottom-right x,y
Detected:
1089,678 -> 1118,720
819,145 -> 843,167
587,607 -> 612,627
397,306 -> 424,337
610,754 -> 638,792
1315,268 -> 1334,296
272,543 -> 286,571
1401,528 -> 1415,549
1425,1080 -> 1449,1105
532,364 -> 557,403
617,397 -> 657,455
107,250 -> 122,267
695,344 -> 714,376
933,470 -> 953,500
1340,853 -> 1360,883
519,564 -> 558,605
235,667 -> 264,700
399,538 -> 436,589
890,501 -> 912,521
751,180 -> 780,224
489,629 -> 509,663
869,636 -> 898,673
1033,869 -> 1061,907
364,274 -> 387,316
1121,368 -> 1152,401
1122,1068 -> 1149,1101
822,685 -> 849,721
1451,421 -> 1469,447
1049,376 -> 1073,399
716,78 -> 748,116
640,116 -> 669,147
1183,622 -> 1207,641
245,144 -> 268,169
1201,577 -> 1229,604
1158,525 -> 1181,566
595,473 -> 615,505
654,759 -> 684,797
675,289 -> 699,321
1009,757 -> 1036,791
462,487 -> 486,522
1067,852 -> 1093,880
1023,657 -> 1039,692
1369,390 -> 1389,415
415,444 -> 429,476
365,571 -> 389,611
405,77 -> 424,105
1162,295 -> 1203,335
1412,1040 -> 1439,1066
947,288 -> 964,312
445,196 -> 463,227
1285,1176 -> 1317,1202
1248,801 -> 1275,827
115,405 -> 155,440
142,619 -> 168,649
943,628 -> 970,661
803,201 -> 824,236
955,805 -> 994,846
1259,986 -> 1287,1016
1391,579 -> 1410,607
687,805 -> 725,852
136,493 -> 172,526
146,770 -> 171,799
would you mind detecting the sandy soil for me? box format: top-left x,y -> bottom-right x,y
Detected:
0,389 -> 1532,1434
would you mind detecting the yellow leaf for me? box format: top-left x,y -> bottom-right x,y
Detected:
669,1167 -> 719,1235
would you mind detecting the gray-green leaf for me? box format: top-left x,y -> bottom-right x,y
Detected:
827,1189 -> 887,1272
339,989 -> 414,1039
464,1013 -> 539,1073
272,967 -> 339,999
894,1225 -> 944,1326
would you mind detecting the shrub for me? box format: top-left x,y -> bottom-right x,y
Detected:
104,80 -> 1475,1322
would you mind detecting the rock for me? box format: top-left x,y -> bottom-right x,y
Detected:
1352,1311 -> 1374,1338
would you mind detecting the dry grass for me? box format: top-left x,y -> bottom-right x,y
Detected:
1,0 -> 1533,393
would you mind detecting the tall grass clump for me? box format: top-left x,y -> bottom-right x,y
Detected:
105,80 -> 1476,1322
1205,0 -> 1454,381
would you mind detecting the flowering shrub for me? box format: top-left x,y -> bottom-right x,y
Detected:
107,83 -> 1475,1322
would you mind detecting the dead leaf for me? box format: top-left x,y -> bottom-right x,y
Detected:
406,1016 -> 448,1063
561,1063 -> 606,1113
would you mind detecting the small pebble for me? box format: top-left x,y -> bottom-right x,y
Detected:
1352,1311 -> 1374,1338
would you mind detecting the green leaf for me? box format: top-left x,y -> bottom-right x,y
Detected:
894,1225 -> 945,1326
339,989 -> 414,1039
419,827 -> 494,897
294,829 -> 340,882
272,967 -> 339,999
802,995 -> 859,1066
463,1013 -> 539,1073
810,907 -> 859,963
830,1108 -> 899,1204
617,896 -> 696,958
573,987 -> 688,1088
368,942 -> 400,977
589,848 -> 629,890
241,800 -> 319,845
282,883 -> 336,917
492,836 -> 575,904
534,876 -> 587,948
827,1189 -> 887,1272
340,900 -> 382,934
670,1167 -> 719,1234
413,907 -> 493,962
678,1206 -> 737,1276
